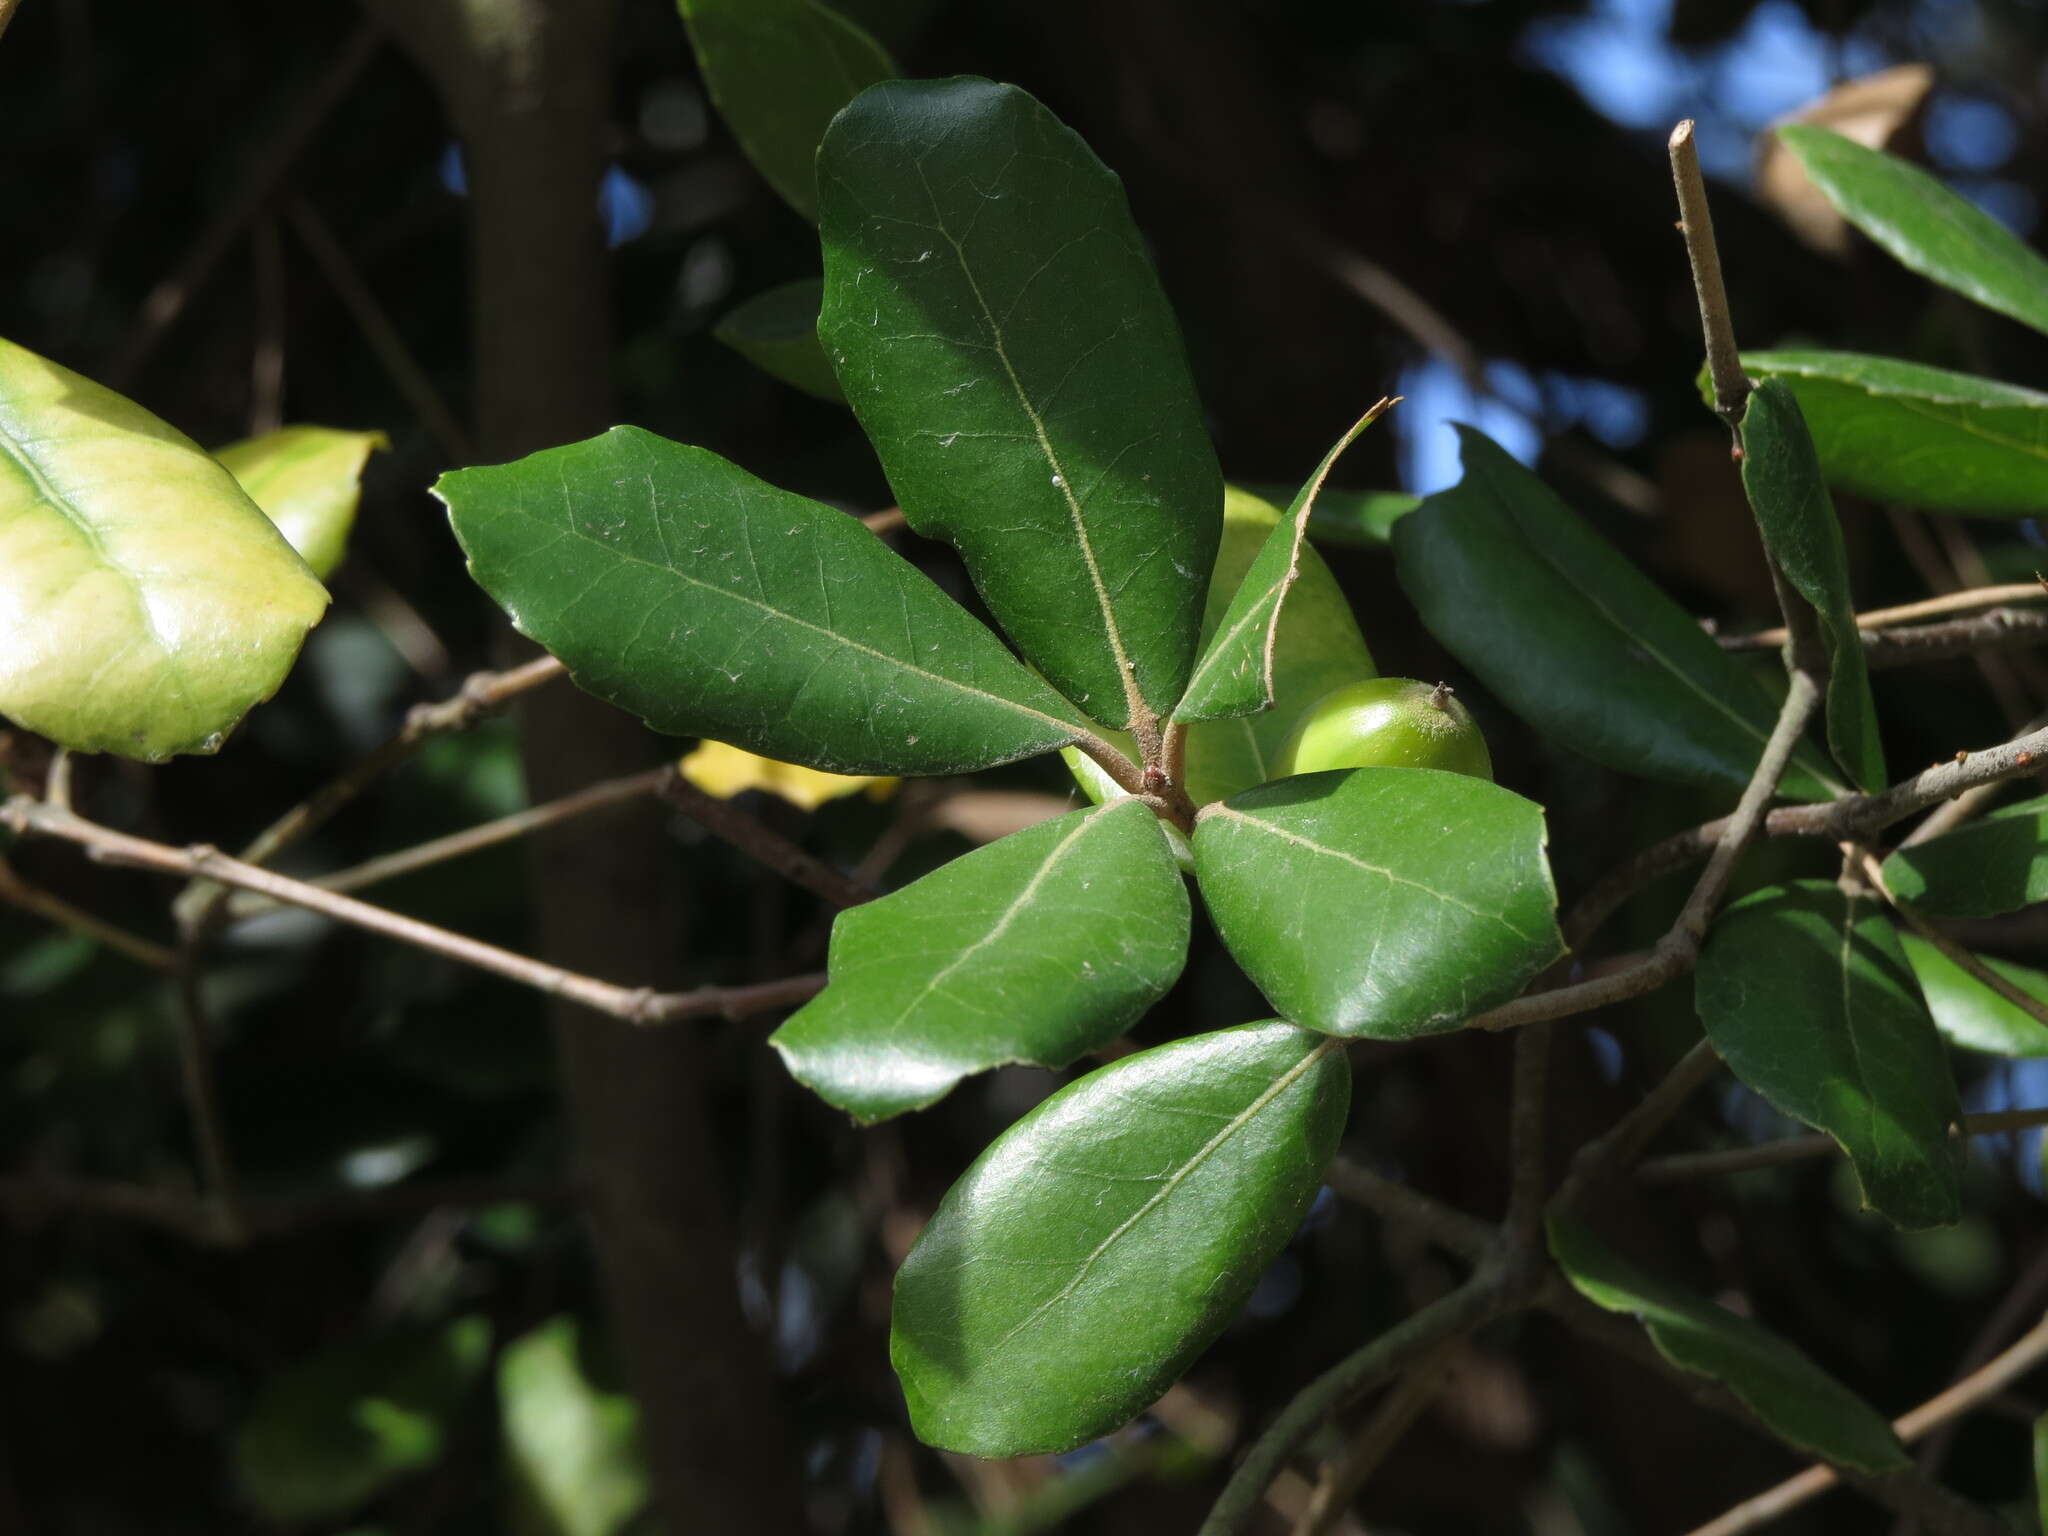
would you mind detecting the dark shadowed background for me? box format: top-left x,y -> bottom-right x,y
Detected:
2,0 -> 2045,1531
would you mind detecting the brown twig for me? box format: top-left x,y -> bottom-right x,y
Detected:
176,653 -> 567,935
1637,1107 -> 2048,1184
1680,1308 -> 2048,1536
1721,582 -> 2048,651
108,25 -> 381,387
1670,120 -> 1749,429
1855,846 -> 2048,1031
1550,1294 -> 2015,1536
4,796 -> 820,1027
224,765 -> 671,916
1293,1348 -> 1456,1536
1198,1268 -> 1533,1536
1567,713 -> 2048,950
171,941 -> 243,1237
1469,670 -> 1821,1033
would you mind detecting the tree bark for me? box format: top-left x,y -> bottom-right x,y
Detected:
360,2 -> 806,1528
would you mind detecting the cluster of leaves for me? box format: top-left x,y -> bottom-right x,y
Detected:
9,0 -> 2048,1518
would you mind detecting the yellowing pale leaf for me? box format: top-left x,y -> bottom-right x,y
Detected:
679,739 -> 897,811
0,337 -> 329,760
215,425 -> 387,580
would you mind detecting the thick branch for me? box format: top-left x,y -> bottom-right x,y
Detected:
1568,714 -> 2048,950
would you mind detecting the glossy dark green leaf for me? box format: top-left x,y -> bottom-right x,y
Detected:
1063,486 -> 1374,806
500,1317 -> 648,1536
1734,352 -> 2048,517
1391,428 -> 1838,800
818,78 -> 1222,728
1740,378 -> 1886,792
712,278 -> 845,402
1883,795 -> 2048,917
677,0 -> 893,219
215,425 -> 387,579
235,1317 -> 491,1522
772,799 -> 1189,1121
437,426 -> 1087,775
1548,1215 -> 1908,1473
0,336 -> 330,760
1899,931 -> 2048,1057
1779,124 -> 2048,339
892,1021 -> 1348,1455
1193,767 -> 1563,1038
1696,881 -> 1962,1229
1175,404 -> 1385,724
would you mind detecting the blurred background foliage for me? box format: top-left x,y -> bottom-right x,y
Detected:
3,0 -> 2048,1531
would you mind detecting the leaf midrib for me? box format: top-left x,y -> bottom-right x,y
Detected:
491,496 -> 1085,742
909,155 -> 1150,729
988,1036 -> 1336,1352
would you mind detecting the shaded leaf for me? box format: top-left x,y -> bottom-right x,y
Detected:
1883,794 -> 2048,917
500,1317 -> 648,1536
818,77 -> 1222,727
1063,485 -> 1374,805
771,799 -> 1189,1121
2035,1411 -> 2048,1534
1548,1215 -> 1908,1473
892,1021 -> 1348,1455
0,336 -> 330,760
1277,484 -> 1420,549
1175,402 -> 1388,723
1391,428 -> 1837,799
1740,378 -> 1885,790
1734,351 -> 2048,517
234,1317 -> 490,1522
1778,124 -> 2048,339
214,425 -> 387,580
1899,931 -> 2048,1057
712,278 -> 845,402
1193,767 -> 1563,1038
677,0 -> 893,219
437,426 -> 1087,776
1696,881 -> 1962,1228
